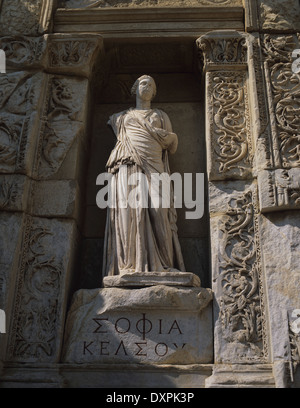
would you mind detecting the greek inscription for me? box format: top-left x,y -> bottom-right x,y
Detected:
155,343 -> 168,357
81,314 -> 191,360
115,318 -> 131,334
135,342 -> 147,356
136,314 -> 152,340
100,341 -> 110,356
83,341 -> 94,355
168,320 -> 183,335
114,340 -> 128,356
173,343 -> 186,349
93,318 -> 108,333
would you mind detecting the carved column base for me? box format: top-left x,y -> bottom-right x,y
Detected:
205,364 -> 276,388
103,271 -> 201,288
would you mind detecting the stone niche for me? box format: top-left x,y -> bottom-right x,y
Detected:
60,38 -> 214,385
79,38 -> 210,289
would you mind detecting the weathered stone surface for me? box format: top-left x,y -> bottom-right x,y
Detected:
0,0 -> 44,36
54,6 -> 244,37
0,175 -> 30,213
0,72 -> 47,177
34,76 -> 89,180
205,364 -> 276,388
0,212 -> 26,362
103,272 -> 201,288
259,212 -> 300,366
258,169 -> 300,213
209,181 -> 268,363
47,34 -> 103,78
60,0 -> 243,8
259,0 -> 300,32
62,285 -> 213,364
7,217 -> 79,363
30,180 -> 81,220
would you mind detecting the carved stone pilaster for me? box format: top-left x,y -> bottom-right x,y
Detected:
209,182 -> 268,364
7,216 -> 79,363
197,31 -> 252,181
262,33 -> 300,171
0,32 -> 103,367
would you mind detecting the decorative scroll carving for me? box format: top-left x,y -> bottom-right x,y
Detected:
206,71 -> 252,179
218,189 -> 267,362
259,0 -> 300,32
8,217 -> 63,361
262,34 -> 300,170
59,0 -> 242,8
0,36 -> 46,68
0,72 -> 44,175
35,76 -> 88,178
288,310 -> 300,380
0,177 -> 18,210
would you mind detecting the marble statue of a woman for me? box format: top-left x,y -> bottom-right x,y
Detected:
102,75 -> 186,278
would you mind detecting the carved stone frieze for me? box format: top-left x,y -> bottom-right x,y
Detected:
210,183 -> 268,363
0,175 -> 29,212
0,36 -> 47,70
59,0 -> 242,8
262,34 -> 300,170
0,72 -> 46,176
288,310 -> 300,379
258,0 -> 300,32
206,71 -> 252,180
8,216 -> 78,362
34,75 -> 89,179
258,168 -> 300,212
0,0 -> 55,36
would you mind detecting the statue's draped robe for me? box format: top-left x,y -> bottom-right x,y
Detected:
103,108 -> 185,277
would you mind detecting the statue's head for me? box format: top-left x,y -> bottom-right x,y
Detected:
131,75 -> 157,102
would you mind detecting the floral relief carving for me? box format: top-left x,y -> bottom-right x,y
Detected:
259,0 -> 300,32
218,190 -> 267,362
288,309 -> 300,380
9,218 -> 63,361
207,71 -> 252,179
262,34 -> 300,170
0,36 -> 46,68
36,76 -> 87,178
197,36 -> 247,66
49,40 -> 94,68
0,72 -> 44,174
0,177 -> 18,210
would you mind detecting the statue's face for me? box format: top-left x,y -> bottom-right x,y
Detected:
137,77 -> 155,101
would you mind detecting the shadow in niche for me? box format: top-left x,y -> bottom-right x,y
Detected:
76,38 -> 210,291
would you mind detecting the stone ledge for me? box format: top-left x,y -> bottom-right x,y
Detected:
103,271 -> 201,288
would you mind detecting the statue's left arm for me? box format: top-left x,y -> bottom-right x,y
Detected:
160,111 -> 178,154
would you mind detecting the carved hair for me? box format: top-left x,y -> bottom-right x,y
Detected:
131,75 -> 157,99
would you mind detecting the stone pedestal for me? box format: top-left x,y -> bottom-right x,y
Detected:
103,271 -> 201,288
62,285 -> 213,366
